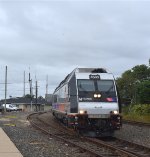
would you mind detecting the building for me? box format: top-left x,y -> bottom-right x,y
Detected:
45,94 -> 53,105
0,97 -> 46,112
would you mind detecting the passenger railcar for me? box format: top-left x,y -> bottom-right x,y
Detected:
52,68 -> 121,137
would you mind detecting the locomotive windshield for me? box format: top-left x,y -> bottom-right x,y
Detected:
77,79 -> 117,102
97,80 -> 115,92
78,80 -> 95,91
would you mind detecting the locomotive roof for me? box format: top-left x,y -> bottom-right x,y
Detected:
74,68 -> 107,73
54,68 -> 108,92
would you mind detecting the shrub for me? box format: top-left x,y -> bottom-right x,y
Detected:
122,104 -> 150,115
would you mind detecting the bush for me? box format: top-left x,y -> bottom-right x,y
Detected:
122,104 -> 150,123
122,104 -> 150,115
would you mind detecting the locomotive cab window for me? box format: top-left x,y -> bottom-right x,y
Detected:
78,80 -> 95,91
97,80 -> 115,93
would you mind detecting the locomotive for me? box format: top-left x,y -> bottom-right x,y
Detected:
52,68 -> 121,137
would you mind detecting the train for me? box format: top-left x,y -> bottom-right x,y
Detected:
52,68 -> 122,137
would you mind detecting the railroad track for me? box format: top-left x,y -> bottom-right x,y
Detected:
28,112 -> 103,157
38,112 -> 150,156
27,112 -> 150,157
85,137 -> 150,157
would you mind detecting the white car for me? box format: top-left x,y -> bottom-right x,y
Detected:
2,104 -> 19,112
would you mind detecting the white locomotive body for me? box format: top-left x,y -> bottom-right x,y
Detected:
52,68 -> 121,137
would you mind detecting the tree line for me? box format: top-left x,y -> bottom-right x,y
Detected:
116,63 -> 150,105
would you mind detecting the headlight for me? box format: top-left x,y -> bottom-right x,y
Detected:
94,94 -> 97,98
97,94 -> 101,98
113,110 -> 118,114
79,110 -> 84,114
79,110 -> 87,114
94,94 -> 101,98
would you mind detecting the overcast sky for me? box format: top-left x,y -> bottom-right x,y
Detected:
0,0 -> 149,99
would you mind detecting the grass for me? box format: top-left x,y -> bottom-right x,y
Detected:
3,123 -> 16,126
122,114 -> 150,123
4,115 -> 17,119
122,104 -> 150,123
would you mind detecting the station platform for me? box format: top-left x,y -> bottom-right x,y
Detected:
0,128 -> 23,157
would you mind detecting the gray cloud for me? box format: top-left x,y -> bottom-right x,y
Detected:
0,0 -> 149,99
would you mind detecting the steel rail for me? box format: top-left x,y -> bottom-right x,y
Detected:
27,113 -> 105,157
85,137 -> 149,157
27,112 -> 146,157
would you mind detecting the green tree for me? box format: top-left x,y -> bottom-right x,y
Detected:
132,64 -> 150,81
137,80 -> 150,104
24,94 -> 35,99
38,96 -> 44,99
116,64 -> 150,104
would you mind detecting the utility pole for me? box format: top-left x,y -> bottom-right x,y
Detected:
23,71 -> 25,97
29,72 -> 32,111
35,80 -> 38,111
46,75 -> 48,101
4,66 -> 7,113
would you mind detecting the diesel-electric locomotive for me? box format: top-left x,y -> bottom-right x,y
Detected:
52,68 -> 121,137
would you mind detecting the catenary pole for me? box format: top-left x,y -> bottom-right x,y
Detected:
4,66 -> 7,113
35,80 -> 38,111
29,72 -> 32,111
24,71 -> 25,97
46,75 -> 48,101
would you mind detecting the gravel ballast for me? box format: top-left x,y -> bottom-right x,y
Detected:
0,111 -> 149,157
114,123 -> 150,148
0,112 -> 85,157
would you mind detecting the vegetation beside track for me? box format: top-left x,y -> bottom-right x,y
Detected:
122,104 -> 150,123
116,61 -> 150,123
